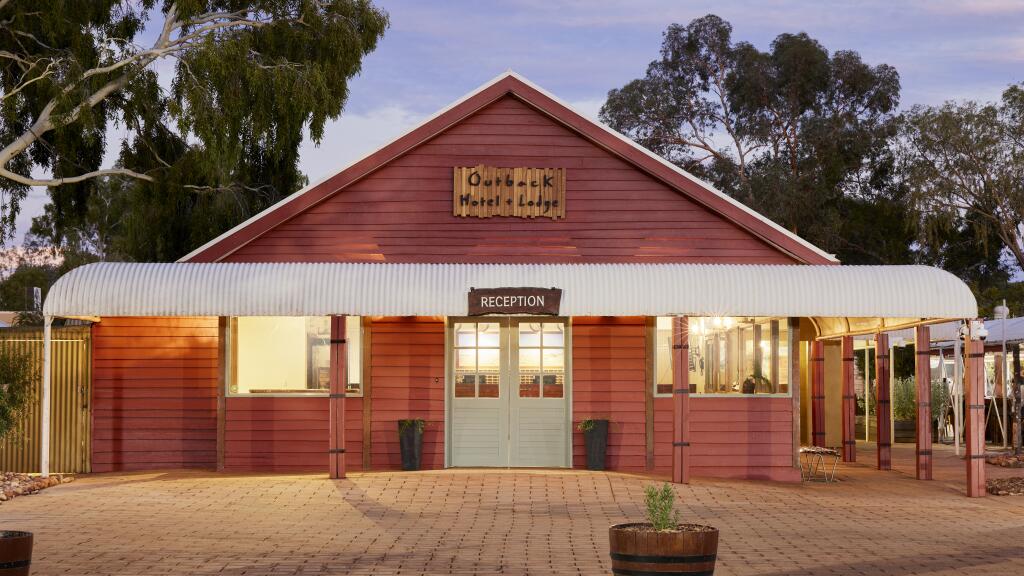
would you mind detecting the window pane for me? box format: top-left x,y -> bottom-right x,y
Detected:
519,374 -> 540,397
455,323 -> 477,347
455,374 -> 476,397
235,317 -> 329,394
345,316 -> 362,395
542,373 -> 564,398
519,323 -> 542,347
519,348 -> 541,371
543,349 -> 564,371
478,348 -> 500,373
542,323 -> 564,347
456,349 -> 476,371
656,318 -> 673,395
478,323 -> 500,347
676,317 -> 792,396
478,374 -> 500,398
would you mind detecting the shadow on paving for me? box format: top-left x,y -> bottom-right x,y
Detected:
752,544 -> 1023,576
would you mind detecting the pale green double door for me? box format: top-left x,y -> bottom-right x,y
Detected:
449,318 -> 570,468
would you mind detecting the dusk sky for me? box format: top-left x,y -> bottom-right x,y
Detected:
12,0 -> 1024,245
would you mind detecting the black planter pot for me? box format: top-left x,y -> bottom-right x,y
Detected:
398,420 -> 424,471
583,420 -> 609,471
0,531 -> 32,576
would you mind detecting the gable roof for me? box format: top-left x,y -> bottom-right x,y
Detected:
181,71 -> 838,264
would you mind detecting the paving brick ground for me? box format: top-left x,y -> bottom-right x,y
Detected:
3,442 -> 1024,575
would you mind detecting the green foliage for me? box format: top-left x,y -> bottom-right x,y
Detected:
0,347 -> 35,442
644,483 -> 680,531
398,418 -> 426,434
901,85 -> 1024,277
892,376 -> 917,422
600,14 -> 904,264
931,379 -> 949,424
1,1 -> 389,258
577,418 -> 608,432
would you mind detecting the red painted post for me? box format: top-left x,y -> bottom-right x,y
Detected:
876,333 -> 892,470
329,316 -> 347,479
915,326 -> 932,480
811,341 -> 826,447
965,337 -> 986,497
841,336 -> 856,462
671,316 -> 690,484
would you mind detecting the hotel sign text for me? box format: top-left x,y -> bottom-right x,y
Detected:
468,287 -> 562,316
453,165 -> 566,219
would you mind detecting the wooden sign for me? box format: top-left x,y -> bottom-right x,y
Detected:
453,165 -> 566,219
468,287 -> 562,316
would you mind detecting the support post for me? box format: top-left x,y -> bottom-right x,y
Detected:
965,337 -> 986,497
216,317 -> 228,472
790,318 -> 801,470
841,336 -> 856,462
329,316 -> 347,479
915,326 -> 932,480
876,333 -> 892,470
811,340 -> 825,447
41,315 -> 52,478
671,316 -> 690,484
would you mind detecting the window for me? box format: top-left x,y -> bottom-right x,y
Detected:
454,322 -> 501,398
654,316 -> 791,396
230,316 -> 362,396
518,322 -> 565,398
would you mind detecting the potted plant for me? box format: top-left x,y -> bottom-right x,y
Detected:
0,348 -> 35,575
397,419 -> 426,471
609,483 -> 719,575
577,418 -> 609,471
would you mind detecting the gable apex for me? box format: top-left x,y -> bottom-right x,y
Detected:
181,71 -> 837,264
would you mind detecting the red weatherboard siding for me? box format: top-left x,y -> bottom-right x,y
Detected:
223,397 -> 361,473
369,317 -> 445,470
655,396 -> 799,482
220,96 -> 798,265
571,317 -> 647,472
91,317 -> 218,472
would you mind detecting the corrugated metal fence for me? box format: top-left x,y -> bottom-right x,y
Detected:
0,325 -> 91,473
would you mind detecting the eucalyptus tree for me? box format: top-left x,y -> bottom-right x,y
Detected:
600,14 -> 904,263
0,0 -> 388,258
902,85 -> 1024,274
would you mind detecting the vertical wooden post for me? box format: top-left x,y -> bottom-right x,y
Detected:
645,317 -> 656,471
361,317 -> 373,471
790,318 -> 801,470
965,337 -> 986,497
811,340 -> 826,447
915,325 -> 932,480
217,317 -> 228,472
329,316 -> 347,479
841,336 -> 856,462
876,333 -> 892,470
671,316 -> 690,484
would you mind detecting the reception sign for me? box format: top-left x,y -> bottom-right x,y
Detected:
453,165 -> 566,219
468,287 -> 562,315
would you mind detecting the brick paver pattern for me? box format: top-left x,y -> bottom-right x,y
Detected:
3,442 -> 1024,575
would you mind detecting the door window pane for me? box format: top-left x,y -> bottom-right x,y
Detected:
519,348 -> 541,370
543,374 -> 564,398
478,323 -> 501,347
453,321 -> 501,399
455,323 -> 477,347
542,323 -> 564,347
519,323 -> 542,347
543,349 -> 564,371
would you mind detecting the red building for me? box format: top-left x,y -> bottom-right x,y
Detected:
41,73 -> 982,492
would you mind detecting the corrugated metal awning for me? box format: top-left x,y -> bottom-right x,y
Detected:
43,262 -> 977,338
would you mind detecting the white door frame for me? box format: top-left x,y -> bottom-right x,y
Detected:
444,316 -> 572,468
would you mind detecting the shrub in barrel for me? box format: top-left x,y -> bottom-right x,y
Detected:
609,483 -> 719,575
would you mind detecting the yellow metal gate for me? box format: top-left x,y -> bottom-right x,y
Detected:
0,325 -> 91,473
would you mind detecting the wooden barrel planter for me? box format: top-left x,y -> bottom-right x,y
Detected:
0,531 -> 32,576
894,420 -> 916,443
609,523 -> 719,575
